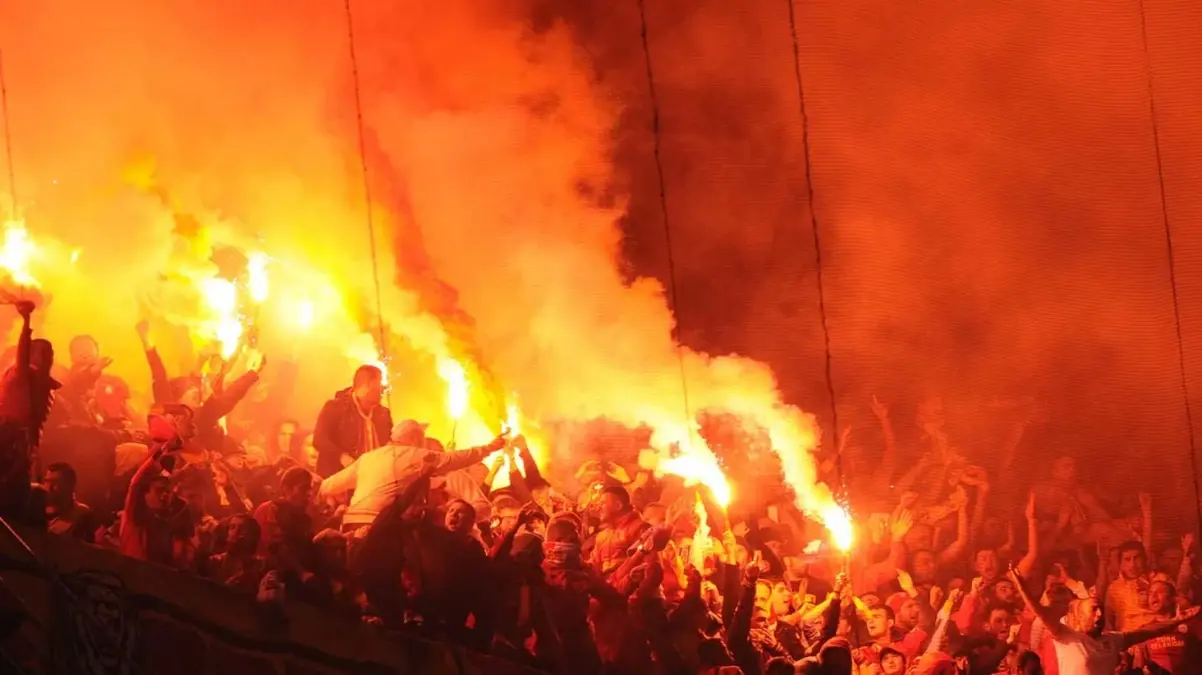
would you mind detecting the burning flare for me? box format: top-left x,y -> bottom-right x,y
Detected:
0,220 -> 39,288
437,356 -> 470,421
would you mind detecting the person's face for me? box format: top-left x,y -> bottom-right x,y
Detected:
168,411 -> 197,440
1149,581 -> 1174,615
993,579 -> 1017,603
912,550 -> 937,583
1051,457 -> 1076,482
881,653 -> 905,675
751,608 -> 770,630
754,582 -> 772,611
355,375 -> 383,407
29,341 -> 53,371
44,470 -> 71,502
180,487 -> 205,516
598,493 -> 623,523
70,337 -> 99,366
145,479 -> 170,511
866,608 -> 892,639
643,505 -> 667,526
284,478 -> 312,507
975,549 -> 999,579
1120,548 -> 1146,579
445,501 -> 474,534
770,582 -> 792,616
228,516 -> 248,544
303,436 -> 318,470
276,422 -> 297,452
1160,547 -> 1184,576
904,524 -> 934,552
985,608 -> 1013,641
898,598 -> 921,629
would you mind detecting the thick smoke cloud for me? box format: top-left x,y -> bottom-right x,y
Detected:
5,0 -> 1202,515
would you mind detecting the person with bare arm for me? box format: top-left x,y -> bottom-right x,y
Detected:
1008,564 -> 1199,674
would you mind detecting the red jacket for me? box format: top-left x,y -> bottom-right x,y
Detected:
590,509 -> 650,578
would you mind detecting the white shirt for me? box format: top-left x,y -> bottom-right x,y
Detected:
1052,627 -> 1123,675
319,443 -> 492,527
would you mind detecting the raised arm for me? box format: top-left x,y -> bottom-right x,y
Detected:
1009,564 -> 1068,640
423,435 -> 507,475
1120,607 -> 1200,649
1013,492 -> 1039,577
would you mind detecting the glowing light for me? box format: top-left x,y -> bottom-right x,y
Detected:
296,299 -> 315,331
505,397 -> 521,435
247,251 -> 270,303
0,220 -> 40,288
658,451 -> 732,507
69,248 -> 82,265
822,504 -> 854,551
692,496 -> 710,570
200,278 -> 242,359
436,356 -> 469,420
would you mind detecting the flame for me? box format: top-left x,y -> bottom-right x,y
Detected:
295,299 -> 315,331
691,495 -> 710,570
652,448 -> 732,507
0,220 -> 40,288
199,277 -> 242,359
822,504 -> 855,551
247,251 -> 270,303
505,398 -> 521,435
436,356 -> 469,420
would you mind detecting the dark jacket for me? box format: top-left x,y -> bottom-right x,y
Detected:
312,388 -> 391,477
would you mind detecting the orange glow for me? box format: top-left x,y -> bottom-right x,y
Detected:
0,219 -> 39,288
436,356 -> 469,421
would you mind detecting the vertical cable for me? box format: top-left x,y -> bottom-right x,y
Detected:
341,0 -> 392,403
636,0 -> 695,444
1134,0 -> 1202,534
0,49 -> 17,216
784,0 -> 846,503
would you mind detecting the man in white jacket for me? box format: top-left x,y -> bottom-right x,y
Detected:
319,419 -> 505,532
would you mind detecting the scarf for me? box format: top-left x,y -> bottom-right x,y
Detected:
353,393 -> 379,453
543,540 -> 582,570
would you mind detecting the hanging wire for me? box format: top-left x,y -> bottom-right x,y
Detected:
784,0 -> 846,503
636,0 -> 695,445
0,49 -> 17,216
341,0 -> 393,404
1135,0 -> 1202,534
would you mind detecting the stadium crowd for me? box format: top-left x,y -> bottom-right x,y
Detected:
1,300 -> 1201,675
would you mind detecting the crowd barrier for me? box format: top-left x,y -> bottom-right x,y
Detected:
0,525 -> 540,675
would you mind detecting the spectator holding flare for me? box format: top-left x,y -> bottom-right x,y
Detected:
312,364 -> 391,477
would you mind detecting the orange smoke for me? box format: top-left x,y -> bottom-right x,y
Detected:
0,0 -> 846,537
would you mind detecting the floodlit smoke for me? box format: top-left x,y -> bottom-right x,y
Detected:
1,0 -> 840,521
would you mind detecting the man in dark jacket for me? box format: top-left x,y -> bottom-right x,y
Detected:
312,364 -> 391,477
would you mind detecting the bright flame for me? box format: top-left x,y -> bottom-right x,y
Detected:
505,398 -> 521,435
0,220 -> 40,288
200,278 -> 242,359
654,450 -> 732,507
69,248 -> 82,265
822,504 -> 854,551
247,251 -> 270,303
691,495 -> 710,570
436,356 -> 470,421
296,299 -> 315,331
